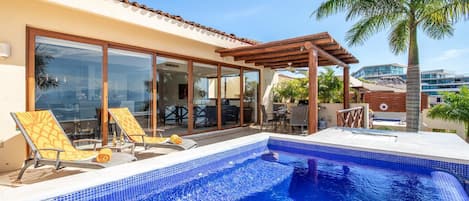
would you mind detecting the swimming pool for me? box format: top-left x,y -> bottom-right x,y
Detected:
3,132 -> 469,201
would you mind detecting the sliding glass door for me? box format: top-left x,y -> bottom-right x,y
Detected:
156,57 -> 189,135
108,48 -> 153,134
34,36 -> 103,140
31,29 -> 261,142
221,67 -> 241,128
193,62 -> 218,132
243,69 -> 260,125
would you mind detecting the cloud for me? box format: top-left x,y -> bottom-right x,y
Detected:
433,48 -> 469,61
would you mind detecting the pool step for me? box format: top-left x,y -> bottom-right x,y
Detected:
153,159 -> 294,201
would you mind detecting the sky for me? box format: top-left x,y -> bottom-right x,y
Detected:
138,0 -> 469,75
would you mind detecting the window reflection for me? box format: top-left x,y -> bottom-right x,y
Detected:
108,48 -> 153,132
35,36 -> 103,140
157,57 -> 189,135
193,63 -> 218,132
244,69 -> 259,124
221,67 -> 241,128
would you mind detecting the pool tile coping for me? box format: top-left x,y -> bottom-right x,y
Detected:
2,131 -> 469,200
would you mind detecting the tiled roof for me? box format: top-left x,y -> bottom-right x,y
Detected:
119,0 -> 258,45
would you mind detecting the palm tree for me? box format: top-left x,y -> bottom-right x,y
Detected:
35,45 -> 59,101
427,86 -> 469,141
313,0 -> 469,132
318,67 -> 343,103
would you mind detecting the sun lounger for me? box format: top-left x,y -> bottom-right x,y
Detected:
108,108 -> 197,151
11,110 -> 136,180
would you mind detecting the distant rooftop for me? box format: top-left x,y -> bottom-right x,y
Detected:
359,63 -> 407,69
349,76 -> 406,92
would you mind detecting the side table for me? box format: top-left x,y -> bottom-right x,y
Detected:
103,143 -> 135,156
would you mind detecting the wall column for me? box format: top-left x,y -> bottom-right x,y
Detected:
343,66 -> 350,109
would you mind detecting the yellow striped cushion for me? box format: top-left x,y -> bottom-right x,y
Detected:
109,108 -> 146,141
15,111 -> 97,161
109,108 -> 169,144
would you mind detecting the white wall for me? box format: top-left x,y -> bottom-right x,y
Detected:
422,109 -> 466,140
0,0 -> 260,172
262,69 -> 278,114
0,65 -> 26,172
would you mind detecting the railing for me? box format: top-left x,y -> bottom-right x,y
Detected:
336,106 -> 365,128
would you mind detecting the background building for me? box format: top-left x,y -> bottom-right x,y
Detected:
352,63 -> 407,81
421,69 -> 469,105
353,64 -> 469,106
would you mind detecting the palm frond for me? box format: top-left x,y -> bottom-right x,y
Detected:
417,0 -> 456,39
388,19 -> 409,54
417,0 -> 469,24
345,0 -> 407,20
345,14 -> 395,46
438,0 -> 469,22
313,0 -> 353,20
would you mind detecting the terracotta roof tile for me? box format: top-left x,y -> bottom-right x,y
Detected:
118,0 -> 258,45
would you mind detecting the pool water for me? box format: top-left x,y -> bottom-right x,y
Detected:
50,139 -> 468,201
137,148 -> 466,201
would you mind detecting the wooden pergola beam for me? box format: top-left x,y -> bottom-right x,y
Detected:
234,50 -> 303,61
216,32 -> 359,67
255,57 -> 333,67
329,49 -> 347,55
320,44 -> 341,51
267,60 -> 336,68
336,55 -> 355,59
245,54 -> 308,64
304,42 -> 349,68
219,42 -> 305,57
216,32 -> 330,54
255,59 -> 310,66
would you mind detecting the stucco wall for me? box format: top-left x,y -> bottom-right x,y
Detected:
0,1 -> 260,172
0,65 -> 26,172
261,69 -> 278,114
422,109 -> 466,140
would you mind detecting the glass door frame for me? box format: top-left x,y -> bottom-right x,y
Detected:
107,46 -> 156,136
242,67 -> 261,125
27,27 -> 262,146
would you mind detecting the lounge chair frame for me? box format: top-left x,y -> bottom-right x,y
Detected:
108,108 -> 197,151
11,111 -> 135,180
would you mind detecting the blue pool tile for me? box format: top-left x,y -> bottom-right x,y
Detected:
48,139 -> 469,201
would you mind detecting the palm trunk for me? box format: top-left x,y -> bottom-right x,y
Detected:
406,17 -> 421,132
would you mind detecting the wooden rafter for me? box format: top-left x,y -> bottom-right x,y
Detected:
304,42 -> 349,68
246,54 -> 308,64
268,60 -> 336,69
234,50 -> 303,61
255,57 -> 330,66
255,59 -> 310,66
216,32 -> 359,68
220,42 -> 304,57
216,32 -> 330,54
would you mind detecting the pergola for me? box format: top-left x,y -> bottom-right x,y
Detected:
216,32 -> 359,134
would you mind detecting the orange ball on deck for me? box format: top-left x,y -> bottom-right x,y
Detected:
170,134 -> 183,144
